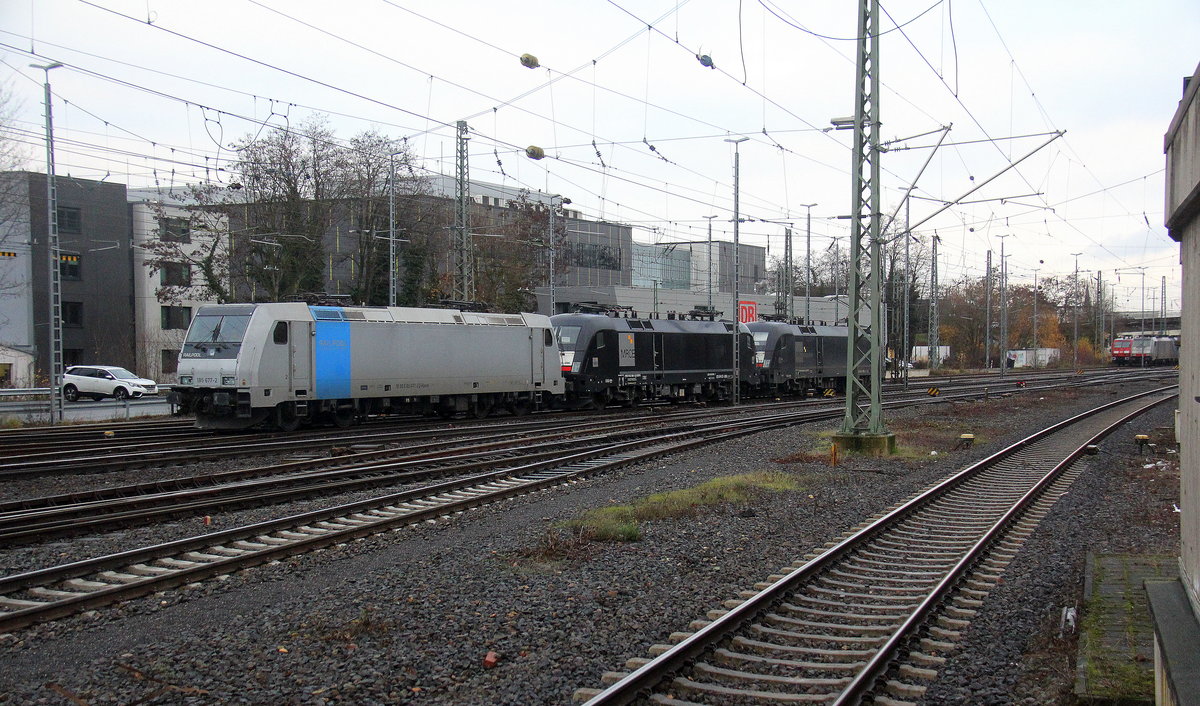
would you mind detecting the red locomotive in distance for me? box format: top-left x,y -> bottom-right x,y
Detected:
1111,336 -> 1179,366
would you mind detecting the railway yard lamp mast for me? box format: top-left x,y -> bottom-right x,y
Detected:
33,61 -> 64,424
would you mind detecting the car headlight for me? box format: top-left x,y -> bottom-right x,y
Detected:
222,376 -> 237,386
179,375 -> 193,385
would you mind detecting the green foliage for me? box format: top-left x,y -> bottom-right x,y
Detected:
563,471 -> 800,543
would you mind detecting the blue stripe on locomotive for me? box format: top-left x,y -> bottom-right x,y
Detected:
310,307 -> 352,399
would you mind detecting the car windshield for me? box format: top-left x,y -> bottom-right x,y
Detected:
186,314 -> 252,344
107,368 -> 138,379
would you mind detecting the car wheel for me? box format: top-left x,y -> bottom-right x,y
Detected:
63,384 -> 79,402
113,387 -> 130,400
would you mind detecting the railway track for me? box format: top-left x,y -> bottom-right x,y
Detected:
573,387 -> 1176,706
0,372 -> 1168,543
0,368 -> 1168,479
0,376 -> 1175,634
0,391 -> 871,633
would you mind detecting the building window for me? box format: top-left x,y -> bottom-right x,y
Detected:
160,349 -> 179,375
160,305 -> 192,331
63,349 -> 83,367
159,216 -> 191,243
59,253 -> 81,280
160,262 -> 192,287
57,207 -> 82,234
61,301 -> 83,327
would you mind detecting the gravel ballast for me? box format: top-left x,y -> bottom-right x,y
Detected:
0,380 -> 1180,705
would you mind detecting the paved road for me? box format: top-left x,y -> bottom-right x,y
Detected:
0,397 -> 177,425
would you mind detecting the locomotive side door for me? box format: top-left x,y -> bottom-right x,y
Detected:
653,332 -> 664,380
530,328 -> 546,385
290,320 -> 313,396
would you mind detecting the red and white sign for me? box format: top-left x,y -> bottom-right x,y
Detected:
738,300 -> 757,323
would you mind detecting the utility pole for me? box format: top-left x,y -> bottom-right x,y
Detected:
387,154 -> 397,307
452,120 -> 473,303
33,61 -> 64,424
928,234 -> 940,371
801,203 -> 816,323
997,234 -> 1012,376
902,201 -> 910,389
548,198 -> 556,314
1071,252 -> 1082,368
984,249 -> 992,370
725,137 -> 748,404
834,0 -> 891,452
1032,266 -> 1040,368
1140,269 -> 1146,335
704,215 -> 717,311
1161,275 -> 1167,334
784,227 -> 794,320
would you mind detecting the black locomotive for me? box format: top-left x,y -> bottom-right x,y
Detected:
746,320 -> 868,395
551,311 -> 863,408
551,312 -> 758,408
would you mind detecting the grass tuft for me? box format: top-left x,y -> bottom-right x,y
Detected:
561,471 -> 800,543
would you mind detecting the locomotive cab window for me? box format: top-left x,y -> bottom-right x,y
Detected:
273,321 -> 288,344
186,314 -> 252,344
554,325 -> 582,348
544,329 -> 554,346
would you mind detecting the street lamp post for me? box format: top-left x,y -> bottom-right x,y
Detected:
33,61 -> 64,424
725,137 -> 748,404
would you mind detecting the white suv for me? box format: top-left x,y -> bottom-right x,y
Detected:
63,366 -> 159,402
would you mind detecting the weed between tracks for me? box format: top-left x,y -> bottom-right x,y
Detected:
518,471 -> 802,561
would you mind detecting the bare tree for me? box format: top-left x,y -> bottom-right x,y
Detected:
0,82 -> 31,302
144,182 -> 238,304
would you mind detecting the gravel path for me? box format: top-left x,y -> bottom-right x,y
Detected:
0,379 -> 1178,705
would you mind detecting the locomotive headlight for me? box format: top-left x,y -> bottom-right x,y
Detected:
179,375 -> 193,385
222,376 -> 237,386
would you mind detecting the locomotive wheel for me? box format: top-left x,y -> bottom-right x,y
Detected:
508,400 -> 531,417
332,404 -> 355,428
471,397 -> 493,419
275,403 -> 301,432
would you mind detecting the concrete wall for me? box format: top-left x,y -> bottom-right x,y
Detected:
1157,61 -> 1200,705
1166,62 -> 1199,621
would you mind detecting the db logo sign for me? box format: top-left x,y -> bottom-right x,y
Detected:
738,300 -> 757,323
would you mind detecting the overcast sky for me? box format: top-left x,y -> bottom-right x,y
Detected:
2,0 -> 1196,311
